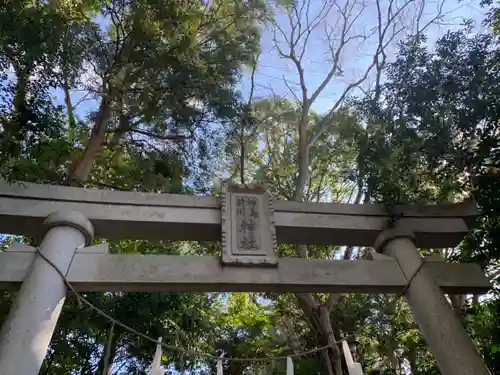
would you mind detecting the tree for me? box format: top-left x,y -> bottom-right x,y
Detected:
223,96 -> 366,373
353,27 -> 500,373
68,0 -> 267,184
0,1 -> 271,373
209,293 -> 277,375
0,0 -> 83,181
234,0 -> 452,372
2,0 -> 499,373
482,0 -> 500,33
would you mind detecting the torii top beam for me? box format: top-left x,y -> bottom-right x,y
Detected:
0,181 -> 478,248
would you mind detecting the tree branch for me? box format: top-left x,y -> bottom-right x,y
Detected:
239,52 -> 260,185
129,128 -> 189,141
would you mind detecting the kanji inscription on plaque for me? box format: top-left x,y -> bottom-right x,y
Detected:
221,185 -> 278,266
236,196 -> 261,251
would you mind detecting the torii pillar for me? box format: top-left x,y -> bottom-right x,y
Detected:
375,228 -> 491,375
0,211 -> 94,375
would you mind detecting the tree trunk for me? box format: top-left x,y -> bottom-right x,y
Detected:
14,71 -> 28,130
407,348 -> 418,375
450,294 -> 466,321
95,325 -> 117,375
2,68 -> 29,156
292,109 -> 342,374
240,139 -> 246,185
101,322 -> 115,375
70,95 -> 112,183
281,314 -> 303,354
388,350 -> 399,374
108,95 -> 129,150
319,305 -> 342,375
296,294 -> 342,375
63,74 -> 77,144
293,110 -> 310,201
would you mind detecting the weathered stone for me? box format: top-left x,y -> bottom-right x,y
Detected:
221,185 -> 278,266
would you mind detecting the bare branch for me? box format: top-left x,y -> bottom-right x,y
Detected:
282,75 -> 302,103
129,128 -> 189,141
308,58 -> 377,146
307,0 -> 446,147
273,0 -> 338,105
416,0 -> 448,36
72,91 -> 94,110
266,1 -> 459,356
247,53 -> 260,107
298,0 -> 335,62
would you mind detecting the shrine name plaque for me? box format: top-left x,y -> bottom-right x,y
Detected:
221,185 -> 278,266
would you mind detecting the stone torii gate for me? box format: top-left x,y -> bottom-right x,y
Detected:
0,182 -> 492,375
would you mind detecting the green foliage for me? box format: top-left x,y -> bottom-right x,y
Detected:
81,0 -> 268,187
482,0 -> 500,33
0,0 -> 87,180
40,292 -> 217,375
357,30 -> 500,207
0,1 -> 271,374
1,1 -> 500,374
209,294 -> 278,374
224,97 -> 361,206
467,294 -> 500,373
355,25 -> 500,374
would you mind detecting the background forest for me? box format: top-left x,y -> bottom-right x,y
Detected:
0,0 -> 499,374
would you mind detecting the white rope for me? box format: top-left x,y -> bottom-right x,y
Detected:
286,356 -> 294,375
217,351 -> 225,375
34,246 -> 352,362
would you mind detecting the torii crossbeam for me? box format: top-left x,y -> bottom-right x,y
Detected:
0,181 -> 493,375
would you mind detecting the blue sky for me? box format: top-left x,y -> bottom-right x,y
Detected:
52,0 -> 488,123
236,0 -> 487,113
1,3 -> 492,373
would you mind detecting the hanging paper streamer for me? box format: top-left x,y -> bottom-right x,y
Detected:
342,340 -> 365,375
150,337 -> 164,375
216,350 -> 225,375
286,356 -> 294,375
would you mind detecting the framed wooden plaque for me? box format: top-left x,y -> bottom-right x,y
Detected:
221,185 -> 278,266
